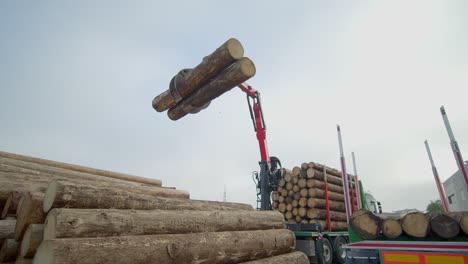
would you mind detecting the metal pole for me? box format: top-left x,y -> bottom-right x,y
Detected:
424,140 -> 449,212
440,106 -> 468,191
337,125 -> 352,223
351,152 -> 362,209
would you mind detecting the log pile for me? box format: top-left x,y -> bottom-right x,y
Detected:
152,38 -> 256,120
0,151 -> 307,263
351,209 -> 468,240
272,162 -> 358,231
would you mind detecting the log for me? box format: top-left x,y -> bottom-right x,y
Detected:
300,189 -> 308,198
286,204 -> 293,212
307,198 -> 346,212
382,218 -> 402,239
298,207 -> 307,217
429,213 -> 459,239
43,181 -> 252,213
0,159 -> 188,199
0,151 -> 162,186
401,212 -> 430,238
447,212 -> 468,235
350,209 -> 382,240
20,224 -> 43,258
278,179 -> 285,187
292,208 -> 298,216
167,57 -> 256,120
308,188 -> 344,202
278,203 -> 286,213
308,162 -> 342,177
0,239 -> 18,262
285,183 -> 293,191
44,208 -> 284,239
292,167 -> 301,177
307,208 -> 347,221
295,215 -> 303,223
240,251 -> 309,264
298,198 -> 307,208
15,258 -> 32,264
0,219 -> 15,241
15,193 -> 44,241
292,185 -> 300,193
0,172 -> 47,204
306,169 -> 343,186
1,192 -> 22,219
298,179 -> 306,188
313,220 -> 348,231
292,200 -> 299,208
305,179 -> 343,193
285,212 -> 293,220
284,173 -> 292,183
152,38 -> 244,112
34,229 -> 295,264
278,196 -> 285,203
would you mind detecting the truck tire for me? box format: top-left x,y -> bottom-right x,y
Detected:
333,236 -> 347,264
322,237 -> 333,264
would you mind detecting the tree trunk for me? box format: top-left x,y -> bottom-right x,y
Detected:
307,208 -> 347,221
0,151 -> 162,187
0,239 -> 18,262
298,198 -> 307,208
43,181 -> 252,213
44,209 -> 284,240
306,169 -> 343,186
35,229 -> 295,264
0,172 -> 47,204
1,192 -> 23,219
241,251 -> 309,264
307,198 -> 345,212
152,38 -> 244,112
382,218 -> 402,239
305,179 -> 343,193
15,192 -> 45,241
292,167 -> 301,177
447,212 -> 468,235
0,219 -> 16,241
401,212 -> 430,238
299,189 -> 308,198
312,220 -> 348,231
20,224 -> 43,258
308,162 -> 342,178
167,57 -> 256,120
429,213 -> 460,239
0,159 -> 187,199
350,209 -> 382,240
15,258 -> 32,264
278,203 -> 286,213
298,208 -> 307,217
308,188 -> 344,202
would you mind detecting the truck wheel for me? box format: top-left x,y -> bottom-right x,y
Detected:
322,237 -> 333,264
333,236 -> 347,264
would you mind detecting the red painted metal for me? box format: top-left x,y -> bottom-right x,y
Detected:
238,83 -> 270,164
340,156 -> 352,221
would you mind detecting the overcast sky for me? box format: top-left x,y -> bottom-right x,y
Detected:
1,1 -> 467,212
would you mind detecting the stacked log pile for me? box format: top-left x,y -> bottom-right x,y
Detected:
0,151 -> 308,264
271,162 -> 358,231
351,209 -> 468,240
152,38 -> 256,121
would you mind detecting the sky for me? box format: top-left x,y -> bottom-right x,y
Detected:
1,1 -> 467,212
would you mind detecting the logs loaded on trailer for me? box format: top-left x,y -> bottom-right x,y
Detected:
272,161 -> 358,231
351,209 -> 468,240
152,38 -> 256,120
0,150 -> 309,263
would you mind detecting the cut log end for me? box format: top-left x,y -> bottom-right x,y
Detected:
238,57 -> 256,78
401,212 -> 430,238
226,38 -> 244,59
43,181 -> 58,213
382,219 -> 402,239
32,241 -> 53,264
20,224 -> 44,258
350,209 -> 382,240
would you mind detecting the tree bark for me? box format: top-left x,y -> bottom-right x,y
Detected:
447,212 -> 468,235
312,220 -> 348,231
308,188 -> 344,202
43,181 -> 252,213
292,167 -> 301,177
0,159 -> 187,199
401,212 -> 430,238
382,218 -> 402,239
308,162 -> 342,178
0,239 -> 18,262
15,192 -> 45,241
305,179 -> 343,193
0,219 -> 16,241
306,169 -> 343,186
1,192 -> 23,219
15,258 -> 32,264
152,38 -> 244,112
0,151 -> 162,186
0,171 -> 47,204
35,229 -> 295,264
167,57 -> 256,120
350,209 -> 382,240
307,208 -> 347,221
20,224 -> 43,258
429,213 -> 460,239
307,198 -> 345,212
241,251 -> 309,264
44,209 -> 284,240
